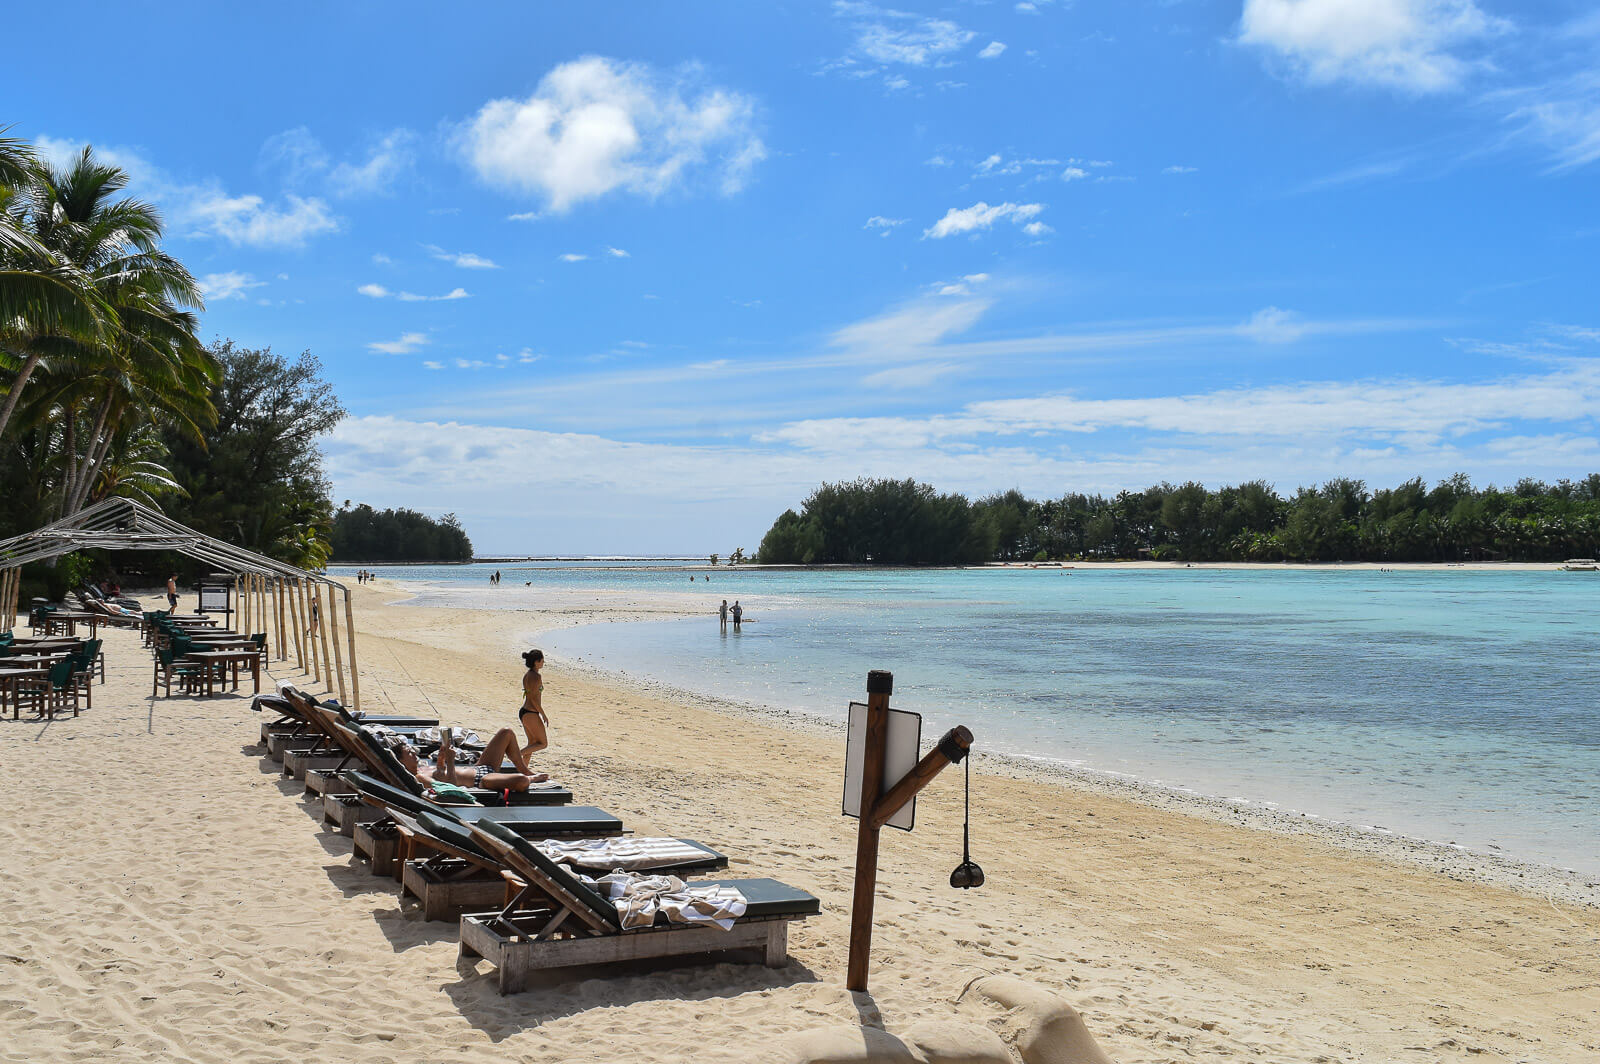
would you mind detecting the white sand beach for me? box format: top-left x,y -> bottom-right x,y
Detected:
3,581 -> 1598,1063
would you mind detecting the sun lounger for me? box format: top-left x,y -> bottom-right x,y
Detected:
364,796 -> 725,921
457,817 -> 818,991
333,718 -> 572,807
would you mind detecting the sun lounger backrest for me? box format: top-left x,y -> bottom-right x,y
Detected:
345,770 -> 434,818
413,810 -> 499,864
351,725 -> 427,797
472,819 -> 622,930
327,719 -> 389,777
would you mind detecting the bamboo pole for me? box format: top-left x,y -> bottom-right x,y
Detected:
1,567 -> 15,634
342,586 -> 361,712
273,578 -> 286,659
326,581 -> 347,705
316,581 -> 335,691
286,578 -> 305,672
302,578 -> 320,680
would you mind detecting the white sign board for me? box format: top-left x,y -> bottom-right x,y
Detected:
198,584 -> 230,613
842,701 -> 922,832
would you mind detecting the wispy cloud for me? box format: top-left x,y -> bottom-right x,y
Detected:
426,244 -> 500,269
560,253 -> 589,262
361,283 -> 470,301
978,41 -> 1007,59
923,200 -> 1044,238
605,246 -> 630,258
368,331 -> 430,354
197,271 -> 265,301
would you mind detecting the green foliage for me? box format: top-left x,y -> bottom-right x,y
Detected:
330,503 -> 474,562
757,475 -> 1600,565
756,478 -> 995,565
159,340 -> 343,565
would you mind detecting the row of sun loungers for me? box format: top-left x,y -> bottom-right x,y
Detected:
257,683 -> 818,992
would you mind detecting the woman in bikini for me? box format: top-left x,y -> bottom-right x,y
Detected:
518,649 -> 550,759
392,727 -> 549,792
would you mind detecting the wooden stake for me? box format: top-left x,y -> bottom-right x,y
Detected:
299,578 -> 317,678
342,587 -> 361,712
274,578 -> 287,660
327,581 -> 347,705
846,669 -> 894,992
316,581 -> 335,691
287,578 -> 305,672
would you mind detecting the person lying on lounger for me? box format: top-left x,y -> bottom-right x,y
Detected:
391,727 -> 550,792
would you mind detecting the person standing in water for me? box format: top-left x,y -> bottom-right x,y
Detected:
731,600 -> 743,629
719,599 -> 729,631
517,649 -> 550,758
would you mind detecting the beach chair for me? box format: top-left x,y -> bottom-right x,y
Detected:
18,658 -> 86,718
152,648 -> 203,697
343,772 -> 695,920
339,717 -> 572,807
457,817 -> 818,992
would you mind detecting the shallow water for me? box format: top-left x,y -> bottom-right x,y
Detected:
337,562 -> 1600,875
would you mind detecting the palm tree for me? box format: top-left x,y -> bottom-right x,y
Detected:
1,145 -> 212,515
0,134 -> 112,439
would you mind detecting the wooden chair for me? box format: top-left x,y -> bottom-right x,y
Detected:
456,816 -> 818,993
18,658 -> 85,718
152,648 -> 202,697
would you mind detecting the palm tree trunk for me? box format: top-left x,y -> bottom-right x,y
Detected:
0,346 -> 42,442
70,423 -> 116,515
60,404 -> 77,518
65,396 -> 112,516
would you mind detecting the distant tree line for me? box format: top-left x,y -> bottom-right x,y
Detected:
331,504 -> 473,562
756,475 -> 1600,565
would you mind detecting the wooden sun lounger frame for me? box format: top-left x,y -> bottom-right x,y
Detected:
457,821 -> 809,993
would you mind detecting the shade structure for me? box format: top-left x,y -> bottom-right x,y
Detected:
0,497 -> 361,708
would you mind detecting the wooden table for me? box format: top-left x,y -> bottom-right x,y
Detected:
186,637 -> 260,652
168,615 -> 220,628
186,649 -> 262,695
0,666 -> 47,719
42,610 -> 99,638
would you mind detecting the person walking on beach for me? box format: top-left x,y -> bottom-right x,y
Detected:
517,649 -> 550,759
731,600 -> 743,629
719,599 -> 729,631
166,574 -> 179,610
307,597 -> 319,636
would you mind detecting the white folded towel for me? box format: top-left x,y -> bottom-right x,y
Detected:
537,837 -> 711,872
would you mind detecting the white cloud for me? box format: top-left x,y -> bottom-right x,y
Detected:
1163,165 -> 1199,174
368,332 -> 429,354
439,287 -> 470,300
855,19 -> 976,65
1021,221 -> 1053,237
924,154 -> 954,167
422,361 -> 445,370
1499,71 -> 1600,171
1238,0 -> 1508,94
518,348 -> 542,363
197,272 -> 265,301
426,245 -> 500,269
372,253 -> 394,265
457,55 -> 765,212
560,253 -> 589,262
455,359 -> 491,369
358,284 -> 390,298
1237,306 -> 1308,343
978,41 -> 1007,59
187,191 -> 339,248
1060,166 -> 1089,181
864,215 -> 908,231
605,246 -> 630,257
362,283 -> 470,302
863,362 -> 965,389
329,129 -> 417,197
923,200 -> 1044,238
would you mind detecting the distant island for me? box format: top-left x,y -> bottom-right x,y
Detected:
331,503 -> 474,563
755,475 -> 1600,566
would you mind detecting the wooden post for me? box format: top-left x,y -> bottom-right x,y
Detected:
287,578 -> 305,672
342,587 -> 361,711
316,581 -> 335,691
274,578 -> 287,660
845,670 -> 975,994
326,581 -> 347,705
299,578 -> 317,678
846,669 -> 894,992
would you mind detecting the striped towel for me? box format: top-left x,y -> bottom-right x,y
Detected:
537,837 -> 711,872
594,872 -> 748,931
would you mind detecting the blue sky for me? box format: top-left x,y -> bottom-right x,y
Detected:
11,0 -> 1600,553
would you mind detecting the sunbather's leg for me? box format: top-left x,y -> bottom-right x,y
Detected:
479,771 -> 544,792
478,727 -> 536,775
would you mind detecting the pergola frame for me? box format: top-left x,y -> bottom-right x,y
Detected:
0,497 -> 361,709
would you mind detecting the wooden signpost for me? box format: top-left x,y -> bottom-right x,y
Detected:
845,669 -> 973,993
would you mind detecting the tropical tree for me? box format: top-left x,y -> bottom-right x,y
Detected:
0,145 -> 210,521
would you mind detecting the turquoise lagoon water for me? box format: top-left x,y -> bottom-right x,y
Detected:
333,562 -> 1600,875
